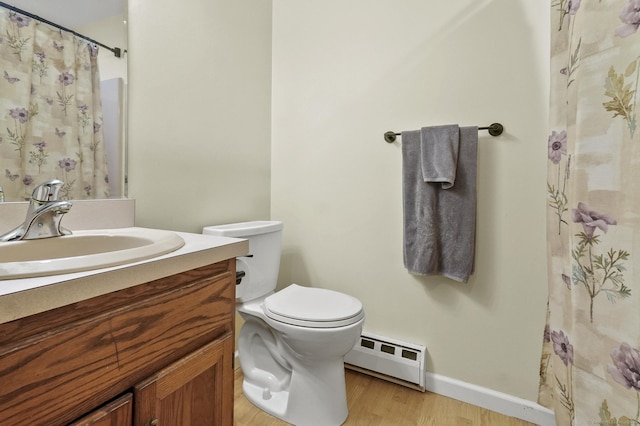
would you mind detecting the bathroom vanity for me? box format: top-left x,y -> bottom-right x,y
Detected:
0,231 -> 248,426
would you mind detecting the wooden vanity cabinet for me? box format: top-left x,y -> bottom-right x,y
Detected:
134,337 -> 233,426
0,260 -> 236,426
68,393 -> 133,426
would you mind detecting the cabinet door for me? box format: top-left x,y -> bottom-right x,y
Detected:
68,393 -> 132,426
134,335 -> 234,426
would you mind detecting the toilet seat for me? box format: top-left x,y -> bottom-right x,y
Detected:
264,284 -> 364,328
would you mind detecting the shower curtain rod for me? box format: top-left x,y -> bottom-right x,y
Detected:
0,1 -> 124,58
384,122 -> 504,143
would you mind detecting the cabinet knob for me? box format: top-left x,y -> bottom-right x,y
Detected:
146,419 -> 158,426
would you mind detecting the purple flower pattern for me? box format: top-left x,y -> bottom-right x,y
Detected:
33,141 -> 46,150
609,343 -> 640,392
548,328 -> 575,422
58,158 -> 77,173
568,0 -> 581,16
6,107 -> 31,157
551,330 -> 574,366
571,202 -> 629,323
9,107 -> 28,123
548,130 -> 567,164
572,202 -> 617,238
9,12 -> 31,28
57,72 -> 75,116
616,0 -> 640,37
58,72 -> 75,86
29,142 -> 49,172
33,51 -> 48,80
547,130 -> 570,234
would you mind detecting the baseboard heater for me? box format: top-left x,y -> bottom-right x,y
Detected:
344,332 -> 426,392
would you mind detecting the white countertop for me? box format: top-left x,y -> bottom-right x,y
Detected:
0,231 -> 248,324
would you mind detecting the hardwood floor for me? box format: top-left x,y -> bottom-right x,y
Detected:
234,368 -> 536,425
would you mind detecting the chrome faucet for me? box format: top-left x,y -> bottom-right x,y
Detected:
0,179 -> 73,242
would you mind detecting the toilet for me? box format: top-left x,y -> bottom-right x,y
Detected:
202,221 -> 365,426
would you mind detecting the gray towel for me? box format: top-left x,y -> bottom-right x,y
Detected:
402,125 -> 477,282
420,125 -> 460,189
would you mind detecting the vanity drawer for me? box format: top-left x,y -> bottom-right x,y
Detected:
0,262 -> 235,426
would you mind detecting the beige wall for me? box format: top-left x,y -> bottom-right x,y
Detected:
127,0 -> 272,232
127,0 -> 550,402
271,0 -> 549,400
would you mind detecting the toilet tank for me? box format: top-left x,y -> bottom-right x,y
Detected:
203,221 -> 283,302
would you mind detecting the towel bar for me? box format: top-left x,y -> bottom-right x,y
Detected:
384,123 -> 504,143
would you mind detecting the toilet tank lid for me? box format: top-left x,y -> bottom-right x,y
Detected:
203,220 -> 283,237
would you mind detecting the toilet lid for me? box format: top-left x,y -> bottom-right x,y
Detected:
263,284 -> 364,328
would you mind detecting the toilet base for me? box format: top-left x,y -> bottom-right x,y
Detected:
243,380 -> 290,420
242,360 -> 349,426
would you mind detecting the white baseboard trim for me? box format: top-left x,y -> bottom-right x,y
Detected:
425,372 -> 556,426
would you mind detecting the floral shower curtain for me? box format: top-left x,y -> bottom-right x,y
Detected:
539,1 -> 640,425
0,8 -> 109,201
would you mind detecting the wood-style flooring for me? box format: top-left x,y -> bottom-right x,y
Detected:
234,369 -> 536,426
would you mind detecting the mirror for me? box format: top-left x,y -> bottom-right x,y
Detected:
5,0 -> 127,198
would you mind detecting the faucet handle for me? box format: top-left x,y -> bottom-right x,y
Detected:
32,179 -> 64,202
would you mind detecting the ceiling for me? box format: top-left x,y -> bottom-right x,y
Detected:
5,0 -> 124,28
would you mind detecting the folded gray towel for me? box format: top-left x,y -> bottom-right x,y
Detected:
402,125 -> 477,282
420,125 -> 460,189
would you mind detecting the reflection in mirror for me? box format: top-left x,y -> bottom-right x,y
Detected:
0,0 -> 127,200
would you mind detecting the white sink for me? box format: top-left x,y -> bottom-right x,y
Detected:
0,227 -> 185,279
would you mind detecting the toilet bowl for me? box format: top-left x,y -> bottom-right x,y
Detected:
203,221 -> 365,426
